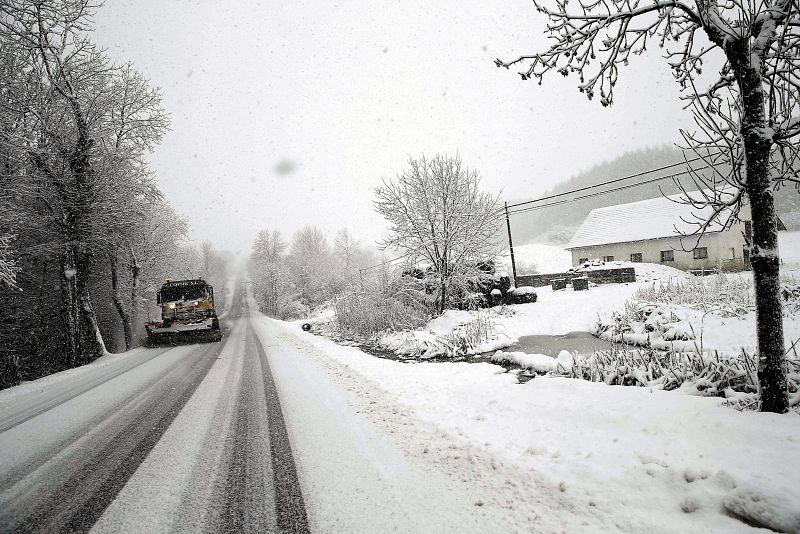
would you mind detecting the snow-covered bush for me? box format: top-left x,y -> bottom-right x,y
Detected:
506,286 -> 538,304
493,271 -> 511,295
333,274 -> 433,338
782,281 -> 800,314
462,292 -> 489,310
382,315 -> 498,359
634,275 -> 754,317
565,346 -> 800,412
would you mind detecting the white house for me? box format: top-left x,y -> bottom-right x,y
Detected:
565,192 -> 784,272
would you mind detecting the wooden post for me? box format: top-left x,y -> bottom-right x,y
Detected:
504,202 -> 518,285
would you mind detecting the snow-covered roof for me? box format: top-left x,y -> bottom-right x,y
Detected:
566,192 -> 732,250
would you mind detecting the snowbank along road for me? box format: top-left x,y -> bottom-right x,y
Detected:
0,284 -> 309,533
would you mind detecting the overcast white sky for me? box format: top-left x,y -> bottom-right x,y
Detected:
93,0 -> 692,254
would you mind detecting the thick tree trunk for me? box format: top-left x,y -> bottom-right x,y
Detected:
60,252 -> 81,367
128,250 -> 141,348
111,257 -> 133,351
734,49 -> 788,413
60,245 -> 104,366
59,132 -> 105,365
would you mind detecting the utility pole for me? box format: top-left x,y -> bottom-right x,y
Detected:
504,202 -> 517,285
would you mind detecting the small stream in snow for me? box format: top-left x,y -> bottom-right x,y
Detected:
348,331 -> 636,384
504,331 -> 617,356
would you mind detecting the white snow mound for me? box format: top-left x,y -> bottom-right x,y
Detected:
723,485 -> 800,534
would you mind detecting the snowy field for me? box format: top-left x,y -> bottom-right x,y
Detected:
285,317 -> 800,533
294,248 -> 800,531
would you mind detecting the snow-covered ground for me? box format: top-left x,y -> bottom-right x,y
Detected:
287,317 -> 800,533
781,230 -> 800,268
378,263 -> 690,358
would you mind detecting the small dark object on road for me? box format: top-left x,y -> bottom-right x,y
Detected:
301,323 -> 312,331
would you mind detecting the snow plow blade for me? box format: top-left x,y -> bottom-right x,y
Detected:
145,318 -> 222,345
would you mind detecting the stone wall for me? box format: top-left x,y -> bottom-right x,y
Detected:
515,267 -> 636,288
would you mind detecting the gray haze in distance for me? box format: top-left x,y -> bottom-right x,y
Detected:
93,0 -> 692,254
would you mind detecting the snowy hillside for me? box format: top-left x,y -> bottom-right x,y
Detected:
497,242 -> 572,275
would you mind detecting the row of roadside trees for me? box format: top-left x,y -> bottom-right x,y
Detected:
0,1 -> 228,389
249,226 -> 377,319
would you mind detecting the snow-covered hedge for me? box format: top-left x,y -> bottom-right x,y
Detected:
634,274 -> 753,317
333,283 -> 432,337
491,345 -> 800,411
506,286 -> 538,304
381,314 -> 502,359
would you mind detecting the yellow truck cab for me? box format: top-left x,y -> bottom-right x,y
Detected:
145,279 -> 222,343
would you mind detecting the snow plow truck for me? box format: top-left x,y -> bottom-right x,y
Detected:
145,279 -> 222,344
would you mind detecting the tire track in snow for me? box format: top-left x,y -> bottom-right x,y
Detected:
0,346 -> 173,433
248,321 -> 310,534
1,337 -> 228,533
217,324 -> 276,532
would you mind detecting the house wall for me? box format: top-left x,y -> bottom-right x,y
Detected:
568,222 -> 749,271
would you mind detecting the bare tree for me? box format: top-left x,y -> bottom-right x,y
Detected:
250,229 -> 292,317
287,225 -> 333,308
333,228 -> 359,272
332,228 -> 377,289
375,154 -> 502,314
109,199 -> 188,349
0,1 -> 118,365
496,0 -> 798,413
252,229 -> 287,264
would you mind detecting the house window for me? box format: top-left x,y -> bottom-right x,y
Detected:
660,250 -> 674,262
602,255 -> 614,262
578,258 -> 588,264
630,253 -> 642,263
693,247 -> 708,259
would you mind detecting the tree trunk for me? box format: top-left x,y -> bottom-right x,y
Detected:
60,251 -> 81,367
59,132 -> 105,365
733,48 -> 788,413
60,245 -> 104,366
111,256 -> 133,351
438,258 -> 448,315
128,248 -> 141,348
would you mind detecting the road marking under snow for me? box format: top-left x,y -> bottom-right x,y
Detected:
249,321 -> 310,534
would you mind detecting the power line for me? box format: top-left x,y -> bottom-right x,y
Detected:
505,155 -> 708,211
358,252 -> 413,273
363,157 -> 715,272
507,166 -> 701,216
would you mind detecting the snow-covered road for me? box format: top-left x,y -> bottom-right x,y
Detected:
0,286 -> 310,532
0,284 -> 543,533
